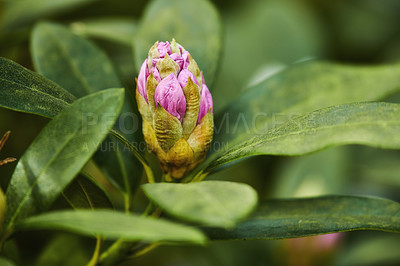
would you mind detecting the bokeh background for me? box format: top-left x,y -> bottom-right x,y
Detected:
1,0 -> 400,265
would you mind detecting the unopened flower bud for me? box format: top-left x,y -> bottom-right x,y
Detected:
136,39 -> 214,180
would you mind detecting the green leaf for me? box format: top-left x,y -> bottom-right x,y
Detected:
4,89 -> 124,229
214,61 -> 400,146
70,17 -> 137,45
133,0 -> 222,85
31,21 -> 143,195
16,209 -> 207,244
142,181 -> 258,228
0,57 -> 75,118
31,22 -> 122,98
205,195 -> 400,240
1,0 -> 98,30
62,175 -> 113,209
202,102 -> 400,175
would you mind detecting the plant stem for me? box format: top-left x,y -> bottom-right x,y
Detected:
143,164 -> 155,183
190,171 -> 209,182
86,237 -> 102,266
98,239 -> 134,266
129,243 -> 160,259
110,129 -> 155,183
99,205 -> 163,264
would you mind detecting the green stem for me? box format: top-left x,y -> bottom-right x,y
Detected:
143,164 -> 155,183
99,205 -> 163,265
86,237 -> 102,266
186,170 -> 209,183
110,129 -> 155,183
114,149 -> 132,212
98,239 -> 134,266
129,243 -> 160,259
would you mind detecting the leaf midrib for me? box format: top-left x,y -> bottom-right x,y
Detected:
212,117 -> 400,169
0,77 -> 73,107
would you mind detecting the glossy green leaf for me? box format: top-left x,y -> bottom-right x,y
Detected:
214,61 -> 400,146
133,0 -> 222,85
31,21 -> 143,195
142,181 -> 258,228
0,57 -> 75,118
4,89 -> 124,229
62,175 -> 113,209
201,102 -> 400,175
16,209 -> 207,244
70,18 -> 137,45
205,195 -> 400,240
31,22 -> 122,98
1,0 -> 98,30
92,132 -> 144,196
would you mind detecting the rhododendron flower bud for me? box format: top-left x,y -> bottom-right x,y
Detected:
136,39 -> 213,180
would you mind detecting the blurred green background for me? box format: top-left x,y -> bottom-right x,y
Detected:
1,0 -> 400,265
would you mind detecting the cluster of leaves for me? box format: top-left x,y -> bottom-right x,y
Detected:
0,0 -> 400,265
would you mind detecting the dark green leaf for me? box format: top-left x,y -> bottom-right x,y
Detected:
62,175 -> 113,209
92,134 -> 143,195
133,0 -> 222,85
205,195 -> 400,240
31,22 -> 122,98
214,61 -> 400,146
203,102 -> 400,175
0,57 -> 75,118
31,21 -> 143,195
16,210 -> 207,244
2,0 -> 98,30
142,181 -> 258,228
4,89 -> 124,229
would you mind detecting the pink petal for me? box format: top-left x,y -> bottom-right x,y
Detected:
177,43 -> 185,54
154,74 -> 186,122
181,51 -> 190,69
152,58 -> 161,68
153,53 -> 184,70
197,83 -> 213,124
177,69 -> 199,88
157,41 -> 171,58
170,53 -> 184,69
137,59 -> 149,103
151,67 -> 162,82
